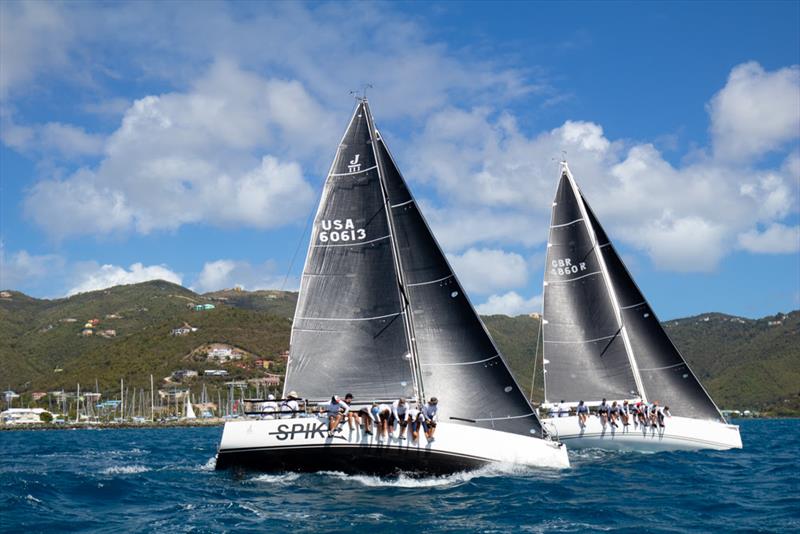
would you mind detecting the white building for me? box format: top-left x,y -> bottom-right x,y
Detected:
1,408 -> 52,425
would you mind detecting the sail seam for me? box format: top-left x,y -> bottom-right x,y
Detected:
546,271 -> 602,283
405,274 -> 455,287
329,165 -> 378,177
391,199 -> 414,208
544,334 -> 618,344
551,217 -> 584,228
295,311 -> 404,322
420,354 -> 499,367
311,235 -> 390,247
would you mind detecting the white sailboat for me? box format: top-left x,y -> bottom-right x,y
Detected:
215,99 -> 569,474
184,393 -> 197,420
540,162 -> 742,451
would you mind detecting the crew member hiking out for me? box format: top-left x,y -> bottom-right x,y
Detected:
323,395 -> 349,437
422,397 -> 439,442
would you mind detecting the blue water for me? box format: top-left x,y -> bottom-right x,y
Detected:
1,419 -> 797,533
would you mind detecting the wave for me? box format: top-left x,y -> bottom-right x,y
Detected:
100,465 -> 151,475
249,472 -> 302,484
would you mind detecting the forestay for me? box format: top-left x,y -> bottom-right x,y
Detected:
284,102 -> 415,402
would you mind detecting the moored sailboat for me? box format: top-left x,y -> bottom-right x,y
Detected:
215,99 -> 569,474
540,162 -> 742,451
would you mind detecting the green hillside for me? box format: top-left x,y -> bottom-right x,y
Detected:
1,281 -> 797,415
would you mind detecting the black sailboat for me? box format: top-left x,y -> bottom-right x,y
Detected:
540,162 -> 742,451
215,100 -> 569,473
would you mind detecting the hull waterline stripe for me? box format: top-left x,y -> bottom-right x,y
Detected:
391,199 -> 415,208
329,165 -> 378,177
406,274 -> 455,287
420,354 -> 499,367
556,431 -> 737,449
547,271 -> 602,283
295,311 -> 404,322
217,442 -> 498,464
544,333 -> 617,344
551,218 -> 584,228
311,234 -> 391,248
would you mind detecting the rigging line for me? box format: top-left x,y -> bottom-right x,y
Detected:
598,326 -> 623,359
281,178 -> 322,292
529,314 -> 542,404
390,199 -> 414,208
372,306 -> 404,340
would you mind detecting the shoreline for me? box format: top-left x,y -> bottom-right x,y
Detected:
0,418 -> 226,431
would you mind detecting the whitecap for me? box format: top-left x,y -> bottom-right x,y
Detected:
100,465 -> 151,475
26,494 -> 42,504
249,472 -> 301,484
197,457 -> 217,471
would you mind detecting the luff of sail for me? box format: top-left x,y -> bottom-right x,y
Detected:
374,131 -> 545,438
582,199 -> 723,421
543,171 -> 641,403
283,102 -> 415,402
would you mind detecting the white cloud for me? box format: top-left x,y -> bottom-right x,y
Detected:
0,248 -> 65,290
406,63 -> 800,272
447,248 -> 528,295
476,291 -> 542,316
0,115 -> 104,159
738,224 -> 800,254
23,60 -> 320,239
0,2 -> 73,99
193,259 -> 295,293
709,62 -> 800,162
67,262 -> 182,296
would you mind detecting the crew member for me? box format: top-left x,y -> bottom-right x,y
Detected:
576,400 -> 589,427
280,391 -> 300,418
392,398 -> 409,439
324,395 -> 349,437
422,397 -> 439,441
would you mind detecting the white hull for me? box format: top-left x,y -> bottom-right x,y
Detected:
216,417 -> 569,474
542,415 -> 742,451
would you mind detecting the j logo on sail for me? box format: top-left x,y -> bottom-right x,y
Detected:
348,154 -> 361,173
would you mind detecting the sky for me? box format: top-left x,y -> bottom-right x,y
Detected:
0,0 -> 798,320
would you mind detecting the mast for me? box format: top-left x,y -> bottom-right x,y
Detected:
561,162 -> 647,402
361,98 -> 425,402
150,374 -> 155,422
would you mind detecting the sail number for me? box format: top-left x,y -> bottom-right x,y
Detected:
319,218 -> 366,243
551,258 -> 587,276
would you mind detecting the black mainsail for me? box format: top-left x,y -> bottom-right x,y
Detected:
284,102 -> 414,402
543,163 -> 723,421
285,99 -> 544,437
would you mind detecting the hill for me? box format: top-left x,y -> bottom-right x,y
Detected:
0,281 -> 797,415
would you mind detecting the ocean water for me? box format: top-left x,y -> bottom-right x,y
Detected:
0,419 -> 797,533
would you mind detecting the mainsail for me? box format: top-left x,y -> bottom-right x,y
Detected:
543,163 -> 723,421
285,99 -> 544,438
284,102 -> 415,402
543,171 -> 640,403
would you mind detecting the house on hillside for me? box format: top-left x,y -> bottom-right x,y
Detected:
172,369 -> 199,381
204,369 -> 228,377
254,359 -> 272,369
81,328 -> 94,336
0,291 -> 12,298
249,374 -> 281,387
31,392 -> 47,401
193,304 -> 215,311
